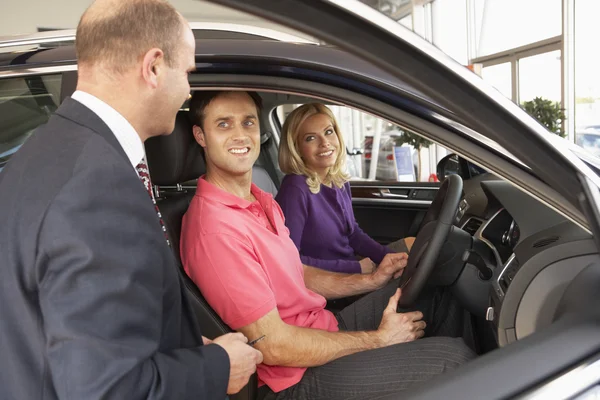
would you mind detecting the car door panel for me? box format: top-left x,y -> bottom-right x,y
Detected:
351,182 -> 439,244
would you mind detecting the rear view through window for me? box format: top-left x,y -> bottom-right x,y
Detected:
0,74 -> 62,172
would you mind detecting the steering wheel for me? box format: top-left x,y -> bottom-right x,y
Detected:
397,174 -> 463,307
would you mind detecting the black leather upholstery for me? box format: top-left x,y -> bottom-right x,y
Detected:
145,112 -> 205,186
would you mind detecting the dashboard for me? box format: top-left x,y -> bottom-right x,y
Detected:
456,176 -> 597,347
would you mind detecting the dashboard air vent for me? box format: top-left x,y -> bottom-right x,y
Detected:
533,236 -> 560,248
463,218 -> 483,236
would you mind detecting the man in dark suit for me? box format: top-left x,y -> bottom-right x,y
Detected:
0,0 -> 261,399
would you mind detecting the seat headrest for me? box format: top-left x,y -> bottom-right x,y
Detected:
145,112 -> 206,185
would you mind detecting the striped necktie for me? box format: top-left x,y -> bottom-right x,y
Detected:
136,160 -> 171,247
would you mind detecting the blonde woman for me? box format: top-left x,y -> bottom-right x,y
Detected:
275,103 -> 414,274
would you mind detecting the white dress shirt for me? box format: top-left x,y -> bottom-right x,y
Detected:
71,90 -> 145,171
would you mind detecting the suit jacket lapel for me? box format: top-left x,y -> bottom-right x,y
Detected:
57,98 -> 207,345
55,97 -> 131,166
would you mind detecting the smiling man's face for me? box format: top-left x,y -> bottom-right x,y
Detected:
194,92 -> 261,179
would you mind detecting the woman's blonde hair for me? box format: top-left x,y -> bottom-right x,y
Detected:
279,103 -> 350,194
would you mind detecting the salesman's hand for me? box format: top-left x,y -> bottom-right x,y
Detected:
213,332 -> 264,394
377,288 -> 426,346
371,252 -> 408,289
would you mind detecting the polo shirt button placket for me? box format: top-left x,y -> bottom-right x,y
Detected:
251,206 -> 259,217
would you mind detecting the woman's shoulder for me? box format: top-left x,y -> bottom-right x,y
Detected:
280,174 -> 310,192
276,174 -> 310,201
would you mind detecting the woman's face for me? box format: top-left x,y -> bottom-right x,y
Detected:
296,113 -> 340,177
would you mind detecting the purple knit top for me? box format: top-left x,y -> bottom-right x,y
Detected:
275,174 -> 390,273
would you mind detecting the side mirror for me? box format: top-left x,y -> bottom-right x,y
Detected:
436,153 -> 463,181
347,147 -> 364,156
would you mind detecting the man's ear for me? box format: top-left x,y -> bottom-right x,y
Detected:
141,48 -> 164,89
193,125 -> 206,147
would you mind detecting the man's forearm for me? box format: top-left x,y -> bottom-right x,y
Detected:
261,323 -> 381,367
303,265 -> 378,299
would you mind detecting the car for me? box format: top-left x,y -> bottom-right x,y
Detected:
576,128 -> 600,157
2,1 -> 600,399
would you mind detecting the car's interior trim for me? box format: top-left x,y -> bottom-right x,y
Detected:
494,253 -> 516,299
498,240 -> 598,346
475,208 -> 506,266
460,216 -> 484,229
351,185 -> 439,191
515,255 -> 596,341
518,353 -> 600,400
189,76 -> 590,233
352,198 -> 431,207
267,109 -> 281,147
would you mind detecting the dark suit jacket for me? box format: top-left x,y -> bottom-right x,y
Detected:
0,98 -> 229,399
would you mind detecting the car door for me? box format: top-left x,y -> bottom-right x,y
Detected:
208,0 -> 600,398
351,181 -> 438,243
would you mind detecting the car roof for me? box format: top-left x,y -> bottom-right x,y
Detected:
0,38 -> 434,104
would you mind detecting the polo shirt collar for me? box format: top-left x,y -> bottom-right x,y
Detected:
196,176 -> 270,209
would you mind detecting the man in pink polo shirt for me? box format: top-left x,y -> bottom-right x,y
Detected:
181,91 -> 475,400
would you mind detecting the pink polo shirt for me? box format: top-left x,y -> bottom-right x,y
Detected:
180,177 -> 339,392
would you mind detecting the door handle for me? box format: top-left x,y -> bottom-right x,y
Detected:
372,189 -> 409,199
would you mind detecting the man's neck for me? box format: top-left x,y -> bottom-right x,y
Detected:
76,77 -> 150,142
205,169 -> 253,200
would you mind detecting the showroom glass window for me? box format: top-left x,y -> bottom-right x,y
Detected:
472,0 -> 562,58
574,0 -> 600,156
519,50 -> 562,104
481,62 -> 512,99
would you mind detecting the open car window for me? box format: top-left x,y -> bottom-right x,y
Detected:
0,74 -> 62,172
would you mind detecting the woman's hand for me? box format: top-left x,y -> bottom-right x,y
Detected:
359,257 -> 376,274
370,252 -> 409,289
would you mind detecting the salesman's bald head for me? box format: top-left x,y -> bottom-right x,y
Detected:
76,0 -> 186,74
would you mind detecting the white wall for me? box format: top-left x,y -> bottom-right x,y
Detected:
0,0 -> 312,39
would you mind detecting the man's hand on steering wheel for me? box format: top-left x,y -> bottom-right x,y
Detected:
377,288 -> 426,345
371,252 -> 408,289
